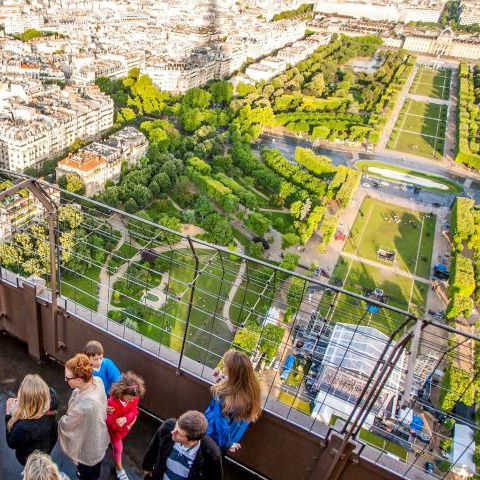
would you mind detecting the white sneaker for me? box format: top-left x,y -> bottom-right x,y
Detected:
116,469 -> 129,480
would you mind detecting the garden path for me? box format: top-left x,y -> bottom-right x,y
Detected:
340,251 -> 430,284
407,94 -> 449,106
376,63 -> 418,151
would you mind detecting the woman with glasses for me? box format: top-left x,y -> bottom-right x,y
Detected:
58,354 -> 109,480
5,374 -> 59,466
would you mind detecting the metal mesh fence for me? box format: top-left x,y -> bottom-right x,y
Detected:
0,172 -> 478,480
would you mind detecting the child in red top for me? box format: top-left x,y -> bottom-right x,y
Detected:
106,371 -> 146,480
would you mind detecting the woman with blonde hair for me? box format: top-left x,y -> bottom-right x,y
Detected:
23,451 -> 69,480
58,353 -> 109,480
205,349 -> 261,453
5,374 -> 59,465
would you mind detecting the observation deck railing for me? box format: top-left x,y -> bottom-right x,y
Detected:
0,171 -> 478,480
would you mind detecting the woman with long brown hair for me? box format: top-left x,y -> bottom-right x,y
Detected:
5,374 -> 59,466
205,349 -> 261,453
58,353 -> 109,480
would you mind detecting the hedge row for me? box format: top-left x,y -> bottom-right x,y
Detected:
455,62 -> 480,170
261,148 -> 328,198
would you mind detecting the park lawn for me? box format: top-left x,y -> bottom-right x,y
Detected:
415,213 -> 436,278
262,210 -> 295,234
154,249 -> 241,367
404,100 -> 447,120
409,67 -> 451,100
355,160 -> 463,194
343,197 -> 435,277
277,391 -> 313,415
147,199 -> 180,221
111,263 -> 163,308
61,265 -> 101,311
108,242 -> 140,272
232,227 -> 250,248
359,429 -> 408,461
388,100 -> 447,160
229,261 -> 276,326
326,257 -> 424,337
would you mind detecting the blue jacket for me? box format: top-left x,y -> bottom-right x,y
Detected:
93,357 -> 121,395
204,397 -> 250,449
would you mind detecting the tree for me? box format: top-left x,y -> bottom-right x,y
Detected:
282,232 -> 300,249
131,185 -> 152,208
245,212 -> 272,237
124,198 -> 138,213
117,107 -> 136,123
232,319 -> 261,356
57,173 -> 86,195
153,172 -> 171,193
245,241 -> 265,259
182,88 -> 212,110
259,324 -> 285,361
195,196 -> 214,220
209,81 -> 233,105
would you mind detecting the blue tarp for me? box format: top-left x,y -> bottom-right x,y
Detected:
367,305 -> 379,313
410,415 -> 424,431
280,355 -> 295,381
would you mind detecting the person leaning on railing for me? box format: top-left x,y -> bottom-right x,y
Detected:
205,349 -> 261,453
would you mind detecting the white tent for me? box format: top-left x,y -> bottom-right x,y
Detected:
450,424 -> 476,478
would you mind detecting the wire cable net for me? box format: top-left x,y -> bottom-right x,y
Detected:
0,173 -> 478,480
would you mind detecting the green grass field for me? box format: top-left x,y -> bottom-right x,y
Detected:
262,210 -> 295,234
129,249 -> 241,367
325,257 -> 428,335
229,261 -> 275,326
324,197 -> 434,333
409,67 -> 451,100
343,197 -> 435,278
61,265 -> 101,311
387,99 -> 447,160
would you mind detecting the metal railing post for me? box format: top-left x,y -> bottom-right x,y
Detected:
176,236 -> 199,374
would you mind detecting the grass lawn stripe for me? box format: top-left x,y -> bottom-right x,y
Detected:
393,99 -> 412,150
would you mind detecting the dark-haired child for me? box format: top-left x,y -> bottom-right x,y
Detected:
106,371 -> 146,480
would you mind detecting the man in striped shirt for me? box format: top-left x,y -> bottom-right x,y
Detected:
142,411 -> 223,480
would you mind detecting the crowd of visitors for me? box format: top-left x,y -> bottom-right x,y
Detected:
4,342 -> 262,480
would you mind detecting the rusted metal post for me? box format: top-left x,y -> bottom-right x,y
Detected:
176,236 -> 199,374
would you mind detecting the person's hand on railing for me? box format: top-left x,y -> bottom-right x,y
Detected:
228,443 -> 241,453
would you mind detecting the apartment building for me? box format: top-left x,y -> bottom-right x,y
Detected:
5,14 -> 44,34
402,27 -> 480,59
459,0 -> 480,26
0,84 -> 113,172
0,179 -> 60,241
314,0 -> 446,24
56,126 -> 148,196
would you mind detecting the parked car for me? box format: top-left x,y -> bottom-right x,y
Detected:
425,462 -> 434,474
362,182 -> 371,188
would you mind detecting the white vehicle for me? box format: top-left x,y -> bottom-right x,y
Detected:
362,182 -> 372,188
272,360 -> 281,371
380,181 -> 390,187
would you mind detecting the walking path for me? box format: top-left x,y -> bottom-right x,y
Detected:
408,94 -> 449,106
376,63 -> 418,151
259,207 -> 290,213
341,252 -> 430,284
222,257 -> 246,324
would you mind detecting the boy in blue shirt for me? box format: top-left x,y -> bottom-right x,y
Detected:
84,340 -> 122,395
